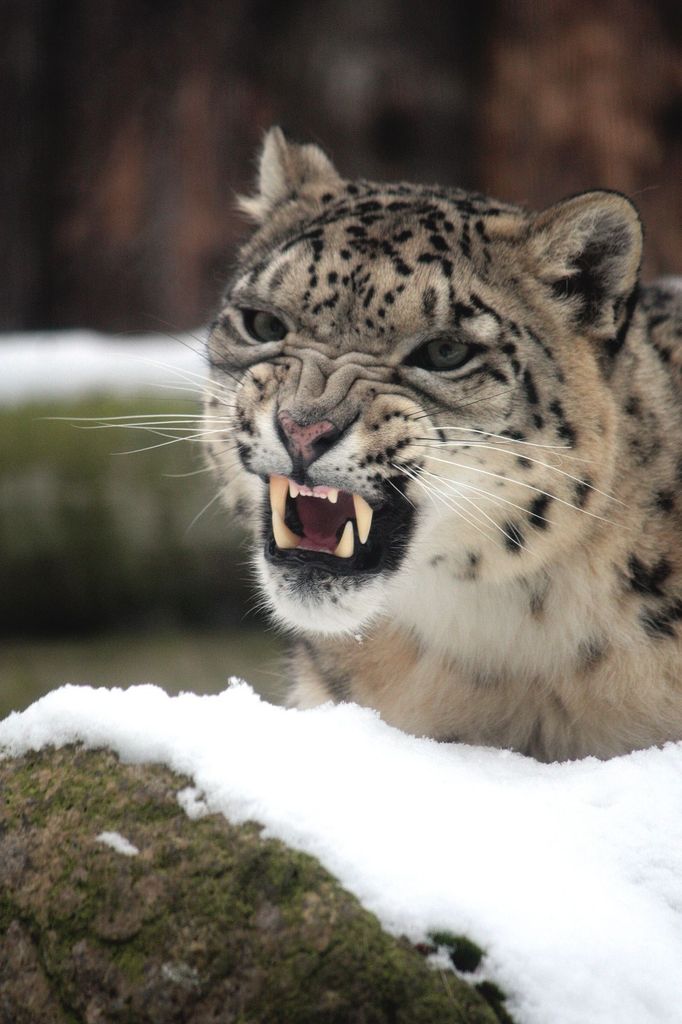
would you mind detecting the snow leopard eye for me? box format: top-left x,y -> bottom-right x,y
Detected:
241,309 -> 288,343
404,337 -> 473,371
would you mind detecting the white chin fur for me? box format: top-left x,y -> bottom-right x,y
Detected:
255,554 -> 385,636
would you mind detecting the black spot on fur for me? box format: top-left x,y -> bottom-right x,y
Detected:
474,219 -> 490,242
527,579 -> 549,617
362,286 -> 375,309
577,637 -> 608,670
574,478 -> 592,508
522,369 -> 539,405
655,490 -> 675,513
422,287 -> 437,317
627,555 -> 672,598
470,294 -> 502,323
529,494 -> 552,528
640,599 -> 682,639
503,521 -> 524,553
549,399 -> 577,446
236,441 -> 252,468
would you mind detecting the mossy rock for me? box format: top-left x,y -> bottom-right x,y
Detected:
0,746 -> 501,1023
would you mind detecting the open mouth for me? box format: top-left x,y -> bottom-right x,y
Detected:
264,474 -> 413,575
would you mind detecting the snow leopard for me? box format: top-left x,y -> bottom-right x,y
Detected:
205,127 -> 682,762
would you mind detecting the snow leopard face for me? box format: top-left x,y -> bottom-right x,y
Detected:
204,129 -> 641,635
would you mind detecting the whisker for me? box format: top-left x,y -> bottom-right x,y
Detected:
418,425 -> 578,453
408,464 -> 525,549
397,463 -> 498,545
423,446 -> 623,506
150,382 -> 207,398
414,438 -> 593,466
386,477 -> 417,511
407,380 -> 526,421
420,467 -> 551,527
419,453 -> 623,525
139,316 -> 208,357
185,490 -> 224,535
162,466 -> 217,478
111,428 -> 235,456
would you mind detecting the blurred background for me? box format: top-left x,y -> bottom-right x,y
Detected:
1,0 -> 680,716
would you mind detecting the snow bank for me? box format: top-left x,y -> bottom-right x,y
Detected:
2,681 -> 682,1024
0,330 -> 207,405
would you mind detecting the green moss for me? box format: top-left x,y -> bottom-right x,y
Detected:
0,746 -> 505,1023
475,981 -> 517,1024
429,929 -> 485,973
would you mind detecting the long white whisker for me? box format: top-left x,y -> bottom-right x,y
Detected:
112,428 -> 235,456
420,467 -> 551,527
386,477 -> 417,511
421,454 -> 623,525
163,466 -> 217,478
418,445 -> 623,506
420,424 -> 574,451
415,439 -> 593,469
46,412 -> 210,422
185,491 -> 224,535
397,463 -> 497,544
410,465 -> 525,549
139,355 -> 251,403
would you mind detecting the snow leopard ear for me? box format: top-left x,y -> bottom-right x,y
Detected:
529,191 -> 643,337
237,126 -> 342,223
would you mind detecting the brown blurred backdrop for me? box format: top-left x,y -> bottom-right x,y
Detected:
3,0 -> 681,335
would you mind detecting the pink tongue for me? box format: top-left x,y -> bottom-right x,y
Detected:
296,493 -> 354,551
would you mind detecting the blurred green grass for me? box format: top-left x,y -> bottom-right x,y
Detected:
0,394 -> 254,634
0,394 -> 285,717
0,629 -> 286,719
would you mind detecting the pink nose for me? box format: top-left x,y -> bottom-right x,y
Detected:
277,410 -> 340,468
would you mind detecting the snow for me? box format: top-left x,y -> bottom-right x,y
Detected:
0,330 -> 207,405
2,681 -> 682,1024
95,830 -> 140,857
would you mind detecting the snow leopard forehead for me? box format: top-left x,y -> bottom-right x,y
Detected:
226,176 -> 528,357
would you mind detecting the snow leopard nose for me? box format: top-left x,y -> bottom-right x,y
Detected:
276,410 -> 341,470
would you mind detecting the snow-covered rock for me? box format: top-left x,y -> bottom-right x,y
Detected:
2,681 -> 682,1024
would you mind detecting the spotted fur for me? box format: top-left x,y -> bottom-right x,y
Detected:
205,127 -> 682,761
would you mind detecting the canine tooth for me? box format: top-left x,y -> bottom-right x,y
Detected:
327,489 -> 338,504
353,493 -> 373,544
289,481 -> 300,498
269,475 -> 288,519
272,509 -> 300,550
333,520 -> 354,558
